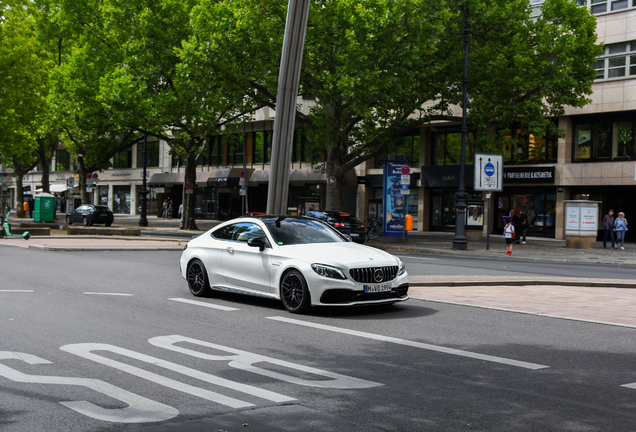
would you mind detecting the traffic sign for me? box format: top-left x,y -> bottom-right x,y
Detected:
400,175 -> 410,185
86,173 -> 93,179
68,178 -> 74,188
92,173 -> 99,179
1,172 -> 7,177
240,170 -> 246,178
401,166 -> 410,175
474,153 -> 503,192
86,184 -> 92,193
185,182 -> 194,189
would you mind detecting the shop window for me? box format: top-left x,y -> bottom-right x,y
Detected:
55,149 -> 72,171
574,120 -> 634,161
136,140 -> 160,168
114,149 -> 132,169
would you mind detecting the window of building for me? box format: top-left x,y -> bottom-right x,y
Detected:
433,131 -> 474,166
208,135 -> 220,166
136,140 -> 160,168
225,134 -> 244,165
500,128 -> 558,164
574,119 -> 634,161
55,149 -> 71,171
577,0 -> 636,13
594,42 -> 636,80
113,149 -> 132,169
171,153 -> 184,168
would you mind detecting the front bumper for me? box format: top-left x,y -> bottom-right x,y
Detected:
320,283 -> 409,305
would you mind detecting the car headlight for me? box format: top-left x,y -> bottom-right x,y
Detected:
397,258 -> 406,276
311,264 -> 347,280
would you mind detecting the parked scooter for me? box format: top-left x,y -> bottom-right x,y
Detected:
0,216 -> 30,240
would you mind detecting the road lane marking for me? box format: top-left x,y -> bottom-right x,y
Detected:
0,351 -> 178,423
267,316 -> 549,370
168,298 -> 240,311
621,382 -> 636,390
83,292 -> 134,296
149,335 -> 382,389
60,343 -> 292,406
0,290 -> 34,292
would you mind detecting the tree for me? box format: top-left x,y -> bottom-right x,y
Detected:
94,0 -> 253,229
183,0 -> 600,211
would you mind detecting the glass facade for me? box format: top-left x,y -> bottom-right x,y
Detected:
574,117 -> 634,161
593,41 -> 636,81
136,140 -> 160,168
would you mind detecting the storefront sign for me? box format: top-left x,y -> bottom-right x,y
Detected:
503,166 -> 555,184
420,165 -> 475,189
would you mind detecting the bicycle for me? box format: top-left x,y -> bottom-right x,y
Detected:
366,219 -> 382,240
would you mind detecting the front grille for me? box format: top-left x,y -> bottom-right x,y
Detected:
349,266 -> 398,284
320,284 -> 409,304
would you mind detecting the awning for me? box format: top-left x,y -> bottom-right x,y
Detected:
35,183 -> 68,193
248,168 -> 326,185
148,173 -> 185,186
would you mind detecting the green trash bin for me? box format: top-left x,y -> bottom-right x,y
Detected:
34,193 -> 56,223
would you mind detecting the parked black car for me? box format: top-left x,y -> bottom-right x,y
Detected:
66,204 -> 114,227
304,210 -> 366,244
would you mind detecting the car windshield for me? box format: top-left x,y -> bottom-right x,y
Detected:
265,218 -> 345,245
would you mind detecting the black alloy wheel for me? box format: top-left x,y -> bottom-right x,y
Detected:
187,259 -> 211,297
82,216 -> 91,226
66,215 -> 72,225
280,270 -> 311,314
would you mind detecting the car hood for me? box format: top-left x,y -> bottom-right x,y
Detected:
279,242 -> 399,268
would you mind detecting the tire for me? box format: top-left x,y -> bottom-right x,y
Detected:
24,232 -> 30,240
105,222 -> 112,227
0,229 -> 5,239
187,259 -> 211,297
367,226 -> 380,241
66,215 -> 72,225
280,269 -> 311,314
83,217 -> 91,226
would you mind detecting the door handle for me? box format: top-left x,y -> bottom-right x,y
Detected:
226,247 -> 234,253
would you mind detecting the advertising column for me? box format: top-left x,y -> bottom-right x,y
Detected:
383,159 -> 410,238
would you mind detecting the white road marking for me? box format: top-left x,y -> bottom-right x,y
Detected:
149,335 -> 382,389
0,290 -> 34,292
169,297 -> 239,311
0,351 -> 178,423
621,382 -> 636,390
267,316 -> 549,370
83,292 -> 134,296
60,343 -> 292,406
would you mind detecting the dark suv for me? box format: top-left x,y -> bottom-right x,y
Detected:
305,211 -> 366,244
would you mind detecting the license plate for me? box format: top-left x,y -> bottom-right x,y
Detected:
364,284 -> 392,293
101,214 -> 108,217
350,233 -> 359,237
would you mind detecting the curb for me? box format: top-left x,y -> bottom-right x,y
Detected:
27,246 -> 182,251
409,280 -> 636,289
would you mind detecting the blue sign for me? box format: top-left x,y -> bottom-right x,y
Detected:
382,161 -> 409,237
484,163 -> 495,177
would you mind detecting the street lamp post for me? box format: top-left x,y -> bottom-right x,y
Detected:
139,134 -> 149,227
452,7 -> 471,251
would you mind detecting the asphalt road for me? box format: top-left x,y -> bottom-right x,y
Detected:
2,248 -> 636,431
392,251 -> 636,279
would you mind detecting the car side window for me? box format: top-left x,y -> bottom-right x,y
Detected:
232,223 -> 266,243
212,224 -> 235,240
307,211 -> 327,221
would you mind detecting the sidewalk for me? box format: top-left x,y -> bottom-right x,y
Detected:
3,214 -> 636,328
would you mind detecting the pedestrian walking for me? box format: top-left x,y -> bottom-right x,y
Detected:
513,209 -> 527,244
615,212 -> 629,250
178,203 -> 183,217
602,209 -> 616,249
28,198 -> 34,218
168,200 -> 173,220
504,219 -> 515,256
161,199 -> 169,219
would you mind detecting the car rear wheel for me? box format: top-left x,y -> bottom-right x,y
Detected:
280,270 -> 311,314
187,259 -> 211,297
82,217 -> 91,226
106,222 -> 112,227
66,215 -> 72,225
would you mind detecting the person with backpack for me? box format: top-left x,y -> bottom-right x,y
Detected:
615,212 -> 629,250
504,219 -> 515,256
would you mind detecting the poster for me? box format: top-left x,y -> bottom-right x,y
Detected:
383,161 -> 409,236
580,207 -> 598,231
467,203 -> 484,227
566,206 -> 580,230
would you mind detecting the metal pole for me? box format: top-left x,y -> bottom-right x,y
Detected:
139,134 -> 149,227
266,0 -> 311,215
452,8 -> 470,251
402,194 -> 407,245
486,195 -> 491,250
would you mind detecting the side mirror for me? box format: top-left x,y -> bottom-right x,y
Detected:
247,237 -> 267,251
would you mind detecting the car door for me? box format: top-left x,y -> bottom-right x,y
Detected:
221,222 -> 271,292
72,205 -> 86,223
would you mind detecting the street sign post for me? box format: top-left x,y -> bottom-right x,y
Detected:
473,153 -> 504,250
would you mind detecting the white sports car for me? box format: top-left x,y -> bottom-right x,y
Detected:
180,216 -> 409,313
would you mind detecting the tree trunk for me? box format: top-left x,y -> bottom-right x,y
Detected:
180,146 -> 199,230
14,172 -> 25,219
76,155 -> 90,204
37,139 -> 51,194
324,148 -> 344,211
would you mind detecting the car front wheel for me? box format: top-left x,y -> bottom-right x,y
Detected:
82,217 -> 91,226
280,270 -> 311,314
187,259 -> 211,297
